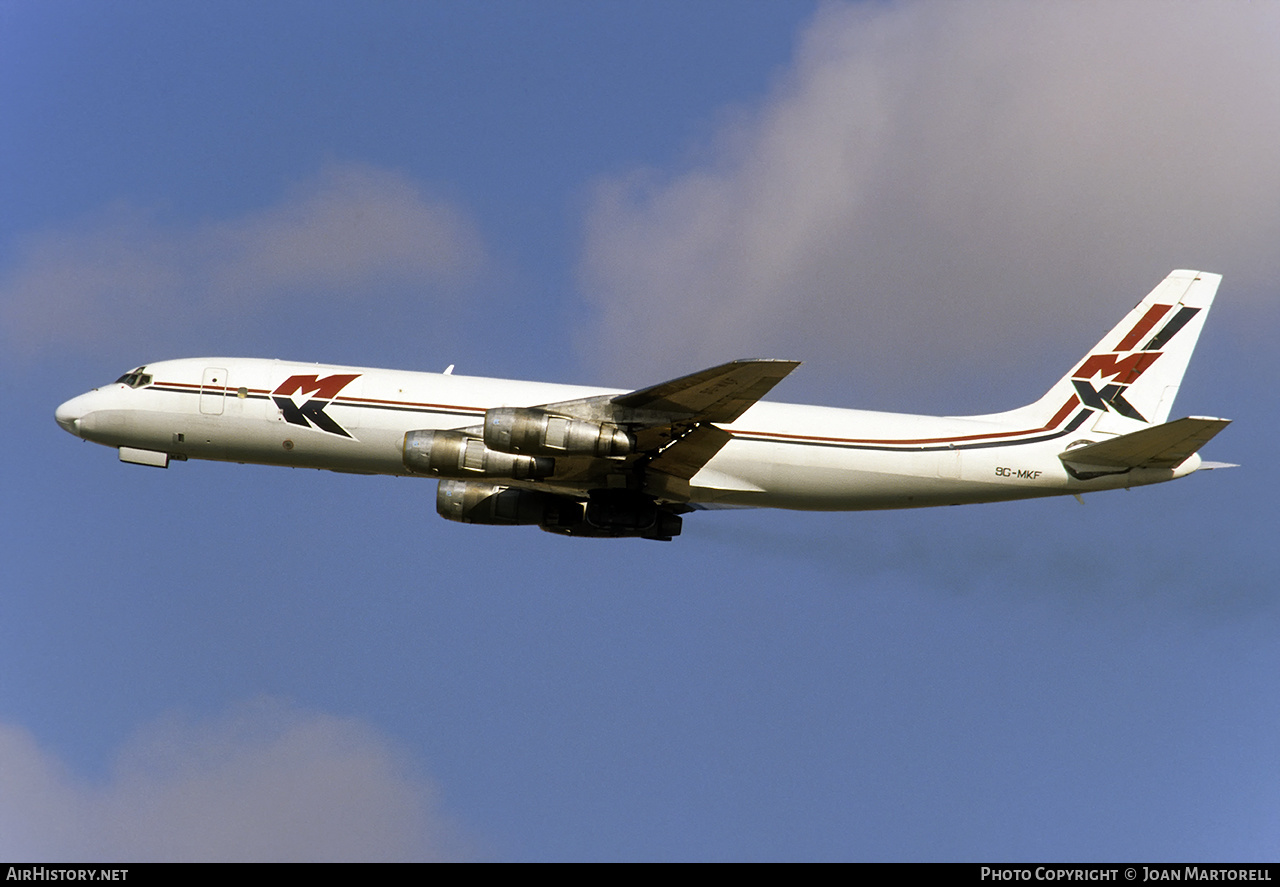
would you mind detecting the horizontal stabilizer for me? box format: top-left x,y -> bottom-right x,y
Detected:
1060,416 -> 1230,471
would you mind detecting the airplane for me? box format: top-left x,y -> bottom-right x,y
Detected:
55,269 -> 1232,541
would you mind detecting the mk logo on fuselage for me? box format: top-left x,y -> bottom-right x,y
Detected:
272,373 -> 361,437
1068,303 -> 1200,423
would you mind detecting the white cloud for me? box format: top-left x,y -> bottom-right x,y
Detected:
208,164 -> 482,296
577,1 -> 1280,406
0,163 -> 485,358
0,698 -> 469,861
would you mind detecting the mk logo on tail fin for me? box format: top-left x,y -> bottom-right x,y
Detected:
1070,378 -> 1146,420
1068,304 -> 1202,423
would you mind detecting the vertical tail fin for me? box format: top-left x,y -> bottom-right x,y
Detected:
1000,270 -> 1220,434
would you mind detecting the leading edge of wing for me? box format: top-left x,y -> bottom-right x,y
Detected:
611,358 -> 801,424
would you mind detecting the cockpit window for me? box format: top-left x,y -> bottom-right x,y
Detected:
114,368 -> 153,389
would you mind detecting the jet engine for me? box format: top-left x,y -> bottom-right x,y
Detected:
483,407 -> 634,458
436,479 -> 581,527
404,429 -> 554,480
435,480 -> 681,541
582,490 -> 682,537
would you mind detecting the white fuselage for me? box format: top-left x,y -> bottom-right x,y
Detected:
55,357 -> 1194,511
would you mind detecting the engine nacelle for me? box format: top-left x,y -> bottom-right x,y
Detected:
404,430 -> 554,480
434,481 -> 680,540
436,479 -> 582,527
483,407 -> 634,458
585,490 -> 683,539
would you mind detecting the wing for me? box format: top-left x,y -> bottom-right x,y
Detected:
532,358 -> 801,500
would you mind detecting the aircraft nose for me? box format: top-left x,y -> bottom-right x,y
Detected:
55,395 -> 87,436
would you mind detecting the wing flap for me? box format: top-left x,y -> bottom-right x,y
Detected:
647,423 -> 734,480
1060,416 -> 1231,470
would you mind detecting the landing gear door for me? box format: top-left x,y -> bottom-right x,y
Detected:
200,367 -> 228,415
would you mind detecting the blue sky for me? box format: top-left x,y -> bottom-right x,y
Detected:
2,1 -> 1278,861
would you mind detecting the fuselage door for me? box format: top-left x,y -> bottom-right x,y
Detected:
200,367 -> 228,415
